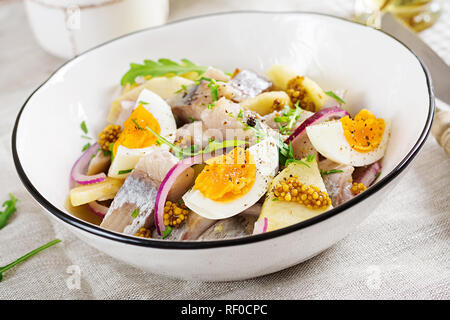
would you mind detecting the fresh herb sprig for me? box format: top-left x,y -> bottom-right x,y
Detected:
131,208 -> 139,219
80,121 -> 88,135
325,91 -> 346,104
0,239 -> 61,282
162,226 -> 173,239
274,104 -> 303,136
121,58 -> 207,85
321,169 -> 344,175
145,126 -> 247,160
194,77 -> 220,109
82,143 -> 91,152
174,84 -> 188,94
80,121 -> 94,152
0,193 -> 17,230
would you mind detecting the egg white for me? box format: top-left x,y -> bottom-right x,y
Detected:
182,137 -> 279,220
306,119 -> 390,167
108,89 -> 176,178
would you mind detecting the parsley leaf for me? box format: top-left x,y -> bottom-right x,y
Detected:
0,239 -> 61,282
325,91 -> 346,104
162,226 -> 173,239
306,154 -> 315,162
80,121 -> 88,135
82,143 -> 91,152
131,118 -> 145,130
145,126 -> 246,160
207,80 -> 219,102
131,208 -> 139,219
121,58 -> 207,85
109,143 -> 115,162
285,158 -> 310,168
174,84 -> 188,94
321,169 -> 344,175
0,193 -> 18,230
275,104 -> 302,136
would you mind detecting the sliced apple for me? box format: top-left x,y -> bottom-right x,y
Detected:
257,159 -> 331,232
297,76 -> 329,111
265,64 -> 298,90
241,91 -> 292,115
69,178 -> 124,206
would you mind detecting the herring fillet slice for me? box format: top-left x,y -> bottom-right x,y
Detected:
319,159 -> 355,206
100,149 -> 178,235
198,215 -> 257,240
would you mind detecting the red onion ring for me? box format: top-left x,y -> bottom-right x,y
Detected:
70,142 -> 106,185
286,107 -> 350,144
154,153 -> 218,236
354,161 -> 382,187
252,217 -> 268,235
87,201 -> 109,218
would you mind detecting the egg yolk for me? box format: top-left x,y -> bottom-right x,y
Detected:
193,147 -> 256,202
113,104 -> 161,156
340,109 -> 385,153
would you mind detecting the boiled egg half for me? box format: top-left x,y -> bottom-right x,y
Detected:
306,109 -> 390,167
182,138 -> 279,220
108,89 -> 176,178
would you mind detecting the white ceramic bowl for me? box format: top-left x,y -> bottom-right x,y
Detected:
13,12 -> 434,281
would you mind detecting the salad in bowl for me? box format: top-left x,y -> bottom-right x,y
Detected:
68,59 -> 390,241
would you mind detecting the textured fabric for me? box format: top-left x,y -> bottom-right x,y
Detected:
0,0 -> 448,300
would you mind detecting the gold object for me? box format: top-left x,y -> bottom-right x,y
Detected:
354,0 -> 442,32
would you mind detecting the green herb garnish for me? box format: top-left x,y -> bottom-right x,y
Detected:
374,171 -> 382,182
306,154 -> 315,162
121,58 -> 207,85
162,226 -> 173,239
80,121 -> 88,134
208,80 -> 219,102
274,104 -> 303,135
237,109 -> 243,119
202,140 -> 247,154
0,239 -> 61,282
174,84 -> 188,94
145,125 -> 247,160
138,100 -> 149,105
81,135 -> 92,140
131,208 -> 139,219
118,169 -> 133,175
285,158 -> 310,168
131,118 -> 144,130
272,198 -> 278,201
0,194 -> 18,230
325,91 -> 346,104
188,116 -> 196,122
109,143 -> 115,162
82,143 -> 91,152
321,169 -> 344,175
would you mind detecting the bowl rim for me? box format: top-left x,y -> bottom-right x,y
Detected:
12,10 -> 435,250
